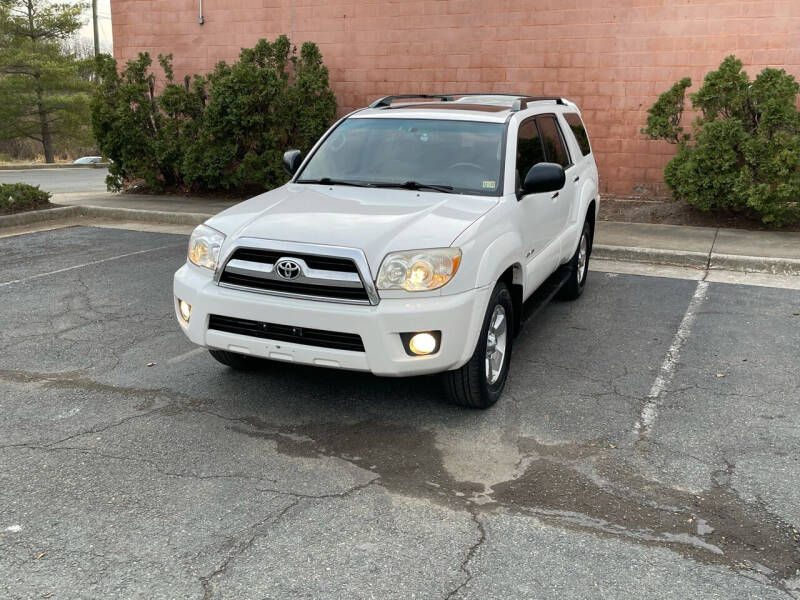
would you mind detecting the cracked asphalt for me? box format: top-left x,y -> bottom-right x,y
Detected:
1,225 -> 799,599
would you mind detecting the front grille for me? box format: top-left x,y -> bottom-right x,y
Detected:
209,314 -> 365,352
219,272 -> 370,301
218,246 -> 371,303
229,248 -> 358,273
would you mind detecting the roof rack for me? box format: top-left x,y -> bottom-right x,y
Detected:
510,97 -> 566,111
368,93 -> 567,111
368,94 -> 454,108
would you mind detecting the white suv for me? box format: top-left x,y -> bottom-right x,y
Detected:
174,94 -> 599,408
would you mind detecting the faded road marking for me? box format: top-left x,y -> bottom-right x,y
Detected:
166,347 -> 206,364
0,244 -> 182,287
635,280 -> 709,439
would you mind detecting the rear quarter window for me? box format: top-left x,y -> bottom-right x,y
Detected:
564,113 -> 591,156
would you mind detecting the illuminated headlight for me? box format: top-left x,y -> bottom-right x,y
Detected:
178,299 -> 191,323
188,224 -> 225,270
376,248 -> 461,292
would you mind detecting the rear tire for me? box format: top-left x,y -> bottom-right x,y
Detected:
208,348 -> 261,370
442,282 -> 514,409
558,219 -> 591,301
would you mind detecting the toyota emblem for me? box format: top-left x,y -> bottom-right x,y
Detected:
275,258 -> 302,280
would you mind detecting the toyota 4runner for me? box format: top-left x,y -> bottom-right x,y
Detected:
174,93 -> 599,408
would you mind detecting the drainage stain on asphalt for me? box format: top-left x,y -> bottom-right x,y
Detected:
230,417 -> 800,589
3,367 -> 799,591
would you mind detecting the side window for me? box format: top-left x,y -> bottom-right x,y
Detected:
516,119 -> 546,185
536,115 -> 570,168
564,112 -> 591,156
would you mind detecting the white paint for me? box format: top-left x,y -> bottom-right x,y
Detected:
5,525 -> 22,532
166,347 -> 206,365
634,280 -> 709,438
55,407 -> 81,420
0,244 -> 181,288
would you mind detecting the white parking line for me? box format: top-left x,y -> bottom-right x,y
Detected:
0,243 -> 182,287
166,347 -> 206,364
634,280 -> 709,439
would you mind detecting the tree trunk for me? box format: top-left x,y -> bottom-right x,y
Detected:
35,85 -> 54,163
38,109 -> 54,163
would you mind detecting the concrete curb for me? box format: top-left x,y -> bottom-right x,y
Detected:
0,163 -> 109,170
78,206 -> 211,225
0,205 -> 210,229
593,244 -> 800,275
0,205 -> 83,227
711,253 -> 800,276
593,244 -> 710,268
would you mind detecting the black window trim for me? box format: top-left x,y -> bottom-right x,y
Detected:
563,111 -> 592,158
535,112 -> 573,170
514,115 -> 544,200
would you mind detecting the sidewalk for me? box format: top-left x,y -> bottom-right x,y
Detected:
2,191 -> 799,276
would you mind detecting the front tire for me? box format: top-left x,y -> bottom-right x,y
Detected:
558,219 -> 591,301
442,282 -> 514,409
208,348 -> 261,370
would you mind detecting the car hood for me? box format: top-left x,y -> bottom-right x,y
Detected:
209,183 -> 497,272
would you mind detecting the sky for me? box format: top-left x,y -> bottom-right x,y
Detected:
68,0 -> 114,54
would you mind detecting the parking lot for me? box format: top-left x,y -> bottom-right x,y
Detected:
0,168 -> 109,194
1,225 -> 799,599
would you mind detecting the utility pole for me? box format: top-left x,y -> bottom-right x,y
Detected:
92,0 -> 99,56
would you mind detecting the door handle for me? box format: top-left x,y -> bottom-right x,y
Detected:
551,192 -> 559,199
573,176 -> 580,182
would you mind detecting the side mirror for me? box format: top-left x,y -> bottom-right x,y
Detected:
283,149 -> 303,176
521,162 -> 565,196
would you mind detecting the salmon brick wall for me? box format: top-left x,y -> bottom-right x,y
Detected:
110,0 -> 800,197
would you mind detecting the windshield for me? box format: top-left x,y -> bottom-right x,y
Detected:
296,118 -> 505,196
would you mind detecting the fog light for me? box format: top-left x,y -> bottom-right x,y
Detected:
178,299 -> 191,323
408,332 -> 437,355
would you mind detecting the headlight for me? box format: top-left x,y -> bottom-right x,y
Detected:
376,248 -> 461,291
188,224 -> 225,270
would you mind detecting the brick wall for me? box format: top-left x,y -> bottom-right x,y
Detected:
110,0 -> 800,197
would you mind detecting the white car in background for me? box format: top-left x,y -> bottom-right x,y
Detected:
174,93 -> 599,408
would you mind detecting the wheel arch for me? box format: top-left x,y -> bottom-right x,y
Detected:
498,264 -> 523,337
585,198 -> 597,255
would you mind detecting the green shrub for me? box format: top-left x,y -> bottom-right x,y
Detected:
643,56 -> 800,225
0,183 -> 51,214
90,36 -> 336,194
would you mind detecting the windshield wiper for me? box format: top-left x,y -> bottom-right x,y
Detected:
296,177 -> 374,188
371,181 -> 455,193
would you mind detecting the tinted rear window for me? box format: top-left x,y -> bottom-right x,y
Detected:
536,116 -> 570,168
564,113 -> 591,156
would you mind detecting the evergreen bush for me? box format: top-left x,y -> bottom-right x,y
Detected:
91,36 -> 336,194
643,56 -> 800,225
0,183 -> 51,214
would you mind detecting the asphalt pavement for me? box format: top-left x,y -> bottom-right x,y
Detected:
1,226 -> 799,599
0,167 -> 109,194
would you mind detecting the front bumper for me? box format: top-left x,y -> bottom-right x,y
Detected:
173,263 -> 491,376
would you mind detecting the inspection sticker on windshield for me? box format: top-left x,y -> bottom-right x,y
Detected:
482,180 -> 497,190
